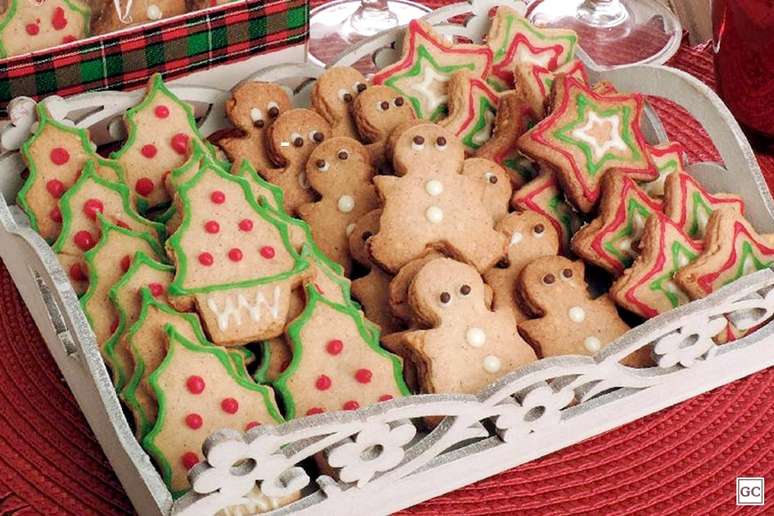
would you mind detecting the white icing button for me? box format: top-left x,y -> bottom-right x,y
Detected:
618,238 -> 632,252
338,195 -> 355,213
568,306 -> 586,323
249,108 -> 263,122
584,336 -> 602,353
425,180 -> 443,196
483,355 -> 502,374
510,231 -> 523,246
147,4 -> 162,20
466,327 -> 486,348
425,206 -> 444,224
345,223 -> 356,236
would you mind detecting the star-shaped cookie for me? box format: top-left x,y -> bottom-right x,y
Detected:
439,70 -> 499,152
641,142 -> 686,197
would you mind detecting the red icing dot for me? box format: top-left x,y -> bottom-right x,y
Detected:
228,248 -> 243,262
181,452 -> 199,470
135,178 -> 154,196
171,133 -> 189,155
74,230 -> 95,251
186,375 -> 205,394
154,105 -> 170,119
326,339 -> 343,355
69,263 -> 86,281
120,255 -> 131,272
46,179 -> 65,198
185,413 -> 203,429
198,252 -> 214,266
50,147 -> 69,165
141,144 -> 158,158
49,207 -> 62,223
149,283 -> 165,297
210,191 -> 225,204
306,407 -> 324,416
245,421 -> 261,431
260,246 -> 275,259
315,375 -> 331,391
343,400 -> 360,411
355,368 -> 372,384
62,35 -> 76,44
204,220 -> 220,234
110,318 -> 119,334
52,6 -> 68,30
238,219 -> 253,232
378,394 -> 394,402
82,199 -> 104,220
26,23 -> 39,35
116,220 -> 130,230
221,398 -> 239,414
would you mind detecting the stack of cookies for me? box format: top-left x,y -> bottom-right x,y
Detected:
13,5 -> 774,502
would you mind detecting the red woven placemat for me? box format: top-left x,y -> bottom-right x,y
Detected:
1,24 -> 773,516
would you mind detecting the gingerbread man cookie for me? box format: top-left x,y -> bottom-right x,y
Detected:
461,158 -> 512,223
297,136 -> 379,274
352,85 -> 416,169
0,0 -> 90,57
311,66 -> 367,139
369,123 -> 506,273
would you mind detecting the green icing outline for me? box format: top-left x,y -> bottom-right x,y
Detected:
0,0 -> 91,59
18,104 -> 124,241
143,325 -> 284,498
274,284 -> 409,420
602,198 -> 656,269
648,240 -> 700,309
253,342 -> 274,384
461,95 -> 497,150
726,241 -> 773,286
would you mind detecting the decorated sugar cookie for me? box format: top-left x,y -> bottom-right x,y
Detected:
164,156 -> 310,345
0,0 -> 90,58
517,75 -> 658,213
439,70 -> 499,152
518,256 -> 651,367
216,81 -> 292,172
275,284 -> 408,419
571,174 -> 664,275
511,170 -> 582,253
254,338 -> 293,384
400,257 -> 537,395
663,172 -> 745,240
144,326 -> 283,496
676,208 -> 774,300
369,123 -> 506,273
18,104 -> 123,243
372,20 -> 492,120
311,66 -> 367,139
352,84 -> 416,169
513,57 -> 588,118
297,137 -> 379,274
111,74 -> 212,212
461,158 -> 512,223
51,161 -> 164,294
485,6 -> 577,92
641,142 -> 686,198
610,213 -> 703,318
93,0 -> 186,36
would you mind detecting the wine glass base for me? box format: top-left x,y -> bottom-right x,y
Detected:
528,0 -> 682,69
309,0 -> 430,67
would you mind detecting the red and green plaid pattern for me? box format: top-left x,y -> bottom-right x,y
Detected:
0,0 -> 308,114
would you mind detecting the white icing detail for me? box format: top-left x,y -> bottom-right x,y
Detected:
318,161 -> 330,172
466,327 -> 486,348
584,336 -> 602,353
267,101 -> 279,111
308,130 -> 319,141
425,180 -> 443,196
425,206 -> 444,224
412,140 -> 424,151
206,286 -> 282,331
483,355 -> 502,373
146,4 -> 162,20
484,172 -> 495,183
250,108 -> 263,122
345,223 -> 356,236
338,195 -> 355,213
435,140 -> 447,151
471,110 -> 496,146
510,232 -> 523,246
410,67 -> 449,114
338,88 -> 350,101
568,306 -> 586,323
290,132 -> 303,143
696,209 -> 709,234
113,0 -> 133,23
631,212 -> 646,239
571,111 -> 628,162
298,172 -> 310,190
677,253 -> 690,268
280,141 -> 290,147
515,45 -> 553,68
742,255 -> 758,276
618,238 -> 632,252
532,228 -> 545,238
377,101 -> 388,111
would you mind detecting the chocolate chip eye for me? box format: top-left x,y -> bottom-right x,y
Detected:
293,137 -> 304,147
361,230 -> 373,241
253,119 -> 265,129
542,273 -> 556,285
337,150 -> 349,160
439,292 -> 451,305
562,268 -> 573,279
486,173 -> 498,184
533,224 -> 545,235
316,159 -> 328,171
267,102 -> 280,118
380,101 -> 390,111
413,135 -> 424,145
394,96 -> 404,107
312,131 -> 324,143
343,92 -> 353,103
435,136 -> 447,148
356,82 -> 367,93
496,257 -> 510,269
460,284 -> 471,295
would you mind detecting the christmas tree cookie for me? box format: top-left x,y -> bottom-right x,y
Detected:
517,74 -> 658,213
111,74 -> 212,212
372,20 -> 492,120
80,217 -> 167,352
18,103 -> 123,243
610,213 -> 703,319
663,171 -> 745,240
0,0 -> 90,58
52,161 -> 164,295
485,6 -> 577,92
93,0 -> 185,36
572,174 -> 664,275
144,326 -> 283,496
275,284 -> 408,419
164,155 -> 310,346
641,142 -> 686,198
439,70 -> 499,152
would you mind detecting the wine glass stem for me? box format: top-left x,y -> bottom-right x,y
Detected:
360,0 -> 389,10
578,0 -> 628,28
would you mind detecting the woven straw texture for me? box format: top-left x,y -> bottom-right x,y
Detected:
1,18 -> 773,516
